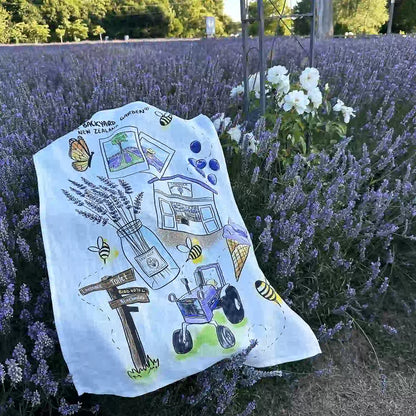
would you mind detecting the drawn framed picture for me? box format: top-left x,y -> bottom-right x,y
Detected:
139,132 -> 175,179
100,126 -> 147,179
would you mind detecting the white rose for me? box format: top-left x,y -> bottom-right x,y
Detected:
333,99 -> 344,112
283,90 -> 310,114
228,126 -> 242,143
230,84 -> 244,99
274,74 -> 290,96
341,106 -> 356,123
213,113 -> 224,131
213,114 -> 231,132
267,65 -> 288,83
243,132 -> 258,153
299,67 -> 320,91
308,87 -> 323,109
248,73 -> 260,93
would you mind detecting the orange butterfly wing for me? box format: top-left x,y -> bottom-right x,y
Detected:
68,138 -> 93,171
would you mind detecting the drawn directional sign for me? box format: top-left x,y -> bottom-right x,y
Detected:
79,268 -> 150,371
109,292 -> 150,309
118,287 -> 149,296
79,269 -> 135,295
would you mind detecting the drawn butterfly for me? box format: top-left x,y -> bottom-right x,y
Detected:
68,136 -> 94,172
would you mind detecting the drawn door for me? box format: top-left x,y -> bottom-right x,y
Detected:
200,205 -> 220,234
159,199 -> 177,230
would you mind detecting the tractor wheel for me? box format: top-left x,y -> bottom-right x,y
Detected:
172,329 -> 193,354
222,286 -> 244,324
216,325 -> 235,349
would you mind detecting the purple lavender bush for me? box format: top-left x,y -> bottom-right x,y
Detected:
1,35 -> 416,415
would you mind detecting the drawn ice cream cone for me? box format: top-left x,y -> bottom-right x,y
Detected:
223,222 -> 251,281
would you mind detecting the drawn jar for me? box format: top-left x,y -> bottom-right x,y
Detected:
117,219 -> 179,290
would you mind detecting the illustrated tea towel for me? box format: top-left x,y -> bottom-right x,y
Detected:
33,101 -> 321,397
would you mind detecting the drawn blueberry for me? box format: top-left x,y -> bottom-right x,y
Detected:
208,174 -> 217,185
188,158 -> 197,167
196,167 -> 206,177
196,159 -> 206,169
209,159 -> 220,171
190,140 -> 201,153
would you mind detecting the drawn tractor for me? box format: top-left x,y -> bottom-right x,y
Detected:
168,263 -> 245,354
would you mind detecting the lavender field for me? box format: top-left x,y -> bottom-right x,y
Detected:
1,36 -> 416,415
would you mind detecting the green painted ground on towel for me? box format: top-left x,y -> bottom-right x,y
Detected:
175,311 -> 248,361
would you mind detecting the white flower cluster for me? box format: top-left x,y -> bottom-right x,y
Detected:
230,65 -> 290,100
283,67 -> 322,115
333,99 -> 356,123
212,113 -> 259,153
230,66 -> 355,123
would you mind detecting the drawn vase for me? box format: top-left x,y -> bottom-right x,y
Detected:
117,220 -> 179,290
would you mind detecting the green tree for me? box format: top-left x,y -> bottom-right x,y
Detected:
293,0 -> 312,35
334,0 -> 388,34
3,0 -> 43,25
111,132 -> 128,164
55,25 -> 66,42
92,24 -> 105,40
104,0 -> 173,39
68,19 -> 88,41
26,20 -> 50,43
0,5 -> 11,43
248,0 -> 293,36
395,0 -> 416,32
10,22 -> 28,43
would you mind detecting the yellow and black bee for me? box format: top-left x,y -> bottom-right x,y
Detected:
88,236 -> 110,264
155,111 -> 173,126
177,237 -> 202,263
255,280 -> 283,306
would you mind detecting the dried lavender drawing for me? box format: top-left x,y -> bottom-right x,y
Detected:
63,176 -> 180,289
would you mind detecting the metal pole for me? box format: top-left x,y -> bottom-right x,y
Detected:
257,0 -> 266,116
240,0 -> 249,118
387,0 -> 395,34
309,0 -> 316,68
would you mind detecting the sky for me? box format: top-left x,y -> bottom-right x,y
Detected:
223,0 -> 299,22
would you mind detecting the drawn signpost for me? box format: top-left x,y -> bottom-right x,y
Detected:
79,268 -> 150,372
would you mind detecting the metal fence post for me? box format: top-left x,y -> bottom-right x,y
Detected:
240,0 -> 250,117
257,0 -> 266,116
309,0 -> 316,67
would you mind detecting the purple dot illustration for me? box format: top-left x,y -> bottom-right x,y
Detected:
190,140 -> 201,153
209,159 -> 220,171
208,174 -> 217,185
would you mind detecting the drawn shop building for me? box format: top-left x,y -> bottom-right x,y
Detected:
149,175 -> 222,235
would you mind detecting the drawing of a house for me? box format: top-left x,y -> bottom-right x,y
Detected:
149,175 -> 222,235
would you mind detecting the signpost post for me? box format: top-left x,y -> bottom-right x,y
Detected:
79,268 -> 150,371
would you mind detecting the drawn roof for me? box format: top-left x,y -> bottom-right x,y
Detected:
148,174 -> 218,195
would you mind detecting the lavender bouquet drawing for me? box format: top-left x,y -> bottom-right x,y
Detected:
63,176 -> 179,289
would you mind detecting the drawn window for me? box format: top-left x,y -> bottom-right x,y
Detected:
163,216 -> 175,229
204,220 -> 219,233
160,200 -> 173,215
200,206 -> 214,220
168,182 -> 192,197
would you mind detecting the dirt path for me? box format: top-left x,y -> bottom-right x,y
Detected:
280,330 -> 416,416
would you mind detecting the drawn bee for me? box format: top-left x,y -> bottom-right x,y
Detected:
88,236 -> 111,264
255,280 -> 283,306
177,237 -> 202,263
155,111 -> 173,126
68,136 -> 94,172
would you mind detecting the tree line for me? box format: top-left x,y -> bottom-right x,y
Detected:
294,0 -> 415,36
0,0 -> 414,45
0,0 -> 236,44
